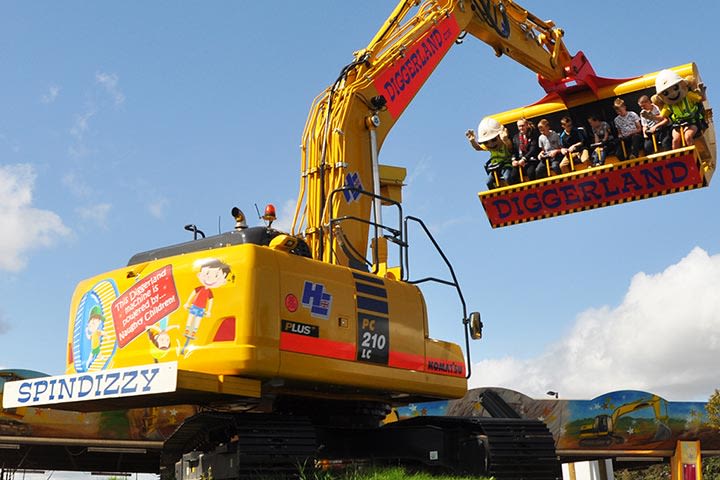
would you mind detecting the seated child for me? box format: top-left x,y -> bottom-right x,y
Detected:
558,115 -> 590,171
535,119 -> 564,178
587,114 -> 616,166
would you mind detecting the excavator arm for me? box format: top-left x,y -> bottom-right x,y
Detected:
611,395 -> 669,425
292,0 -> 593,267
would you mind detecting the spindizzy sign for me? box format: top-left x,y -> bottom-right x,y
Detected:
480,152 -> 704,228
2,362 -> 178,408
373,14 -> 460,119
112,265 -> 180,347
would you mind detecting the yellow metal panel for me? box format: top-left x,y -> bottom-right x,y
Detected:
66,242 -> 467,404
66,244 -> 282,378
379,164 -> 407,185
491,63 -> 698,126
379,164 -> 407,204
176,371 -> 261,399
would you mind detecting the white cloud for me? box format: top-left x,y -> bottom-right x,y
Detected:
70,109 -> 96,141
95,71 -> 125,105
405,157 -> 434,186
68,106 -> 97,159
67,72 -> 124,156
76,203 -> 112,229
0,164 -> 71,271
148,197 -> 169,219
61,172 -> 93,197
68,143 -> 95,159
470,247 -> 720,401
41,84 -> 61,104
428,215 -> 474,235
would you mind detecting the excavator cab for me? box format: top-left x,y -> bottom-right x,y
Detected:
478,63 -> 716,227
591,414 -> 611,435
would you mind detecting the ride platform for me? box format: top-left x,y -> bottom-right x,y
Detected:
479,145 -> 712,228
477,62 -> 716,227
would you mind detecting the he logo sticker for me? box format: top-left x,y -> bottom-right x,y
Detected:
301,281 -> 332,319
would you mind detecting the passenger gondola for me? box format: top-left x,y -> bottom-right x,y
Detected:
478,63 -> 715,228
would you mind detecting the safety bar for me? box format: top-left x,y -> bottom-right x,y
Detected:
328,186 -> 405,276
403,215 -> 473,379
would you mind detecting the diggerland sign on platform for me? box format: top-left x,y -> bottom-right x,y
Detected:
479,151 -> 706,228
373,14 -> 460,119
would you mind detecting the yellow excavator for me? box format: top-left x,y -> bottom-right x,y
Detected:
579,395 -> 672,447
1,1 -> 713,479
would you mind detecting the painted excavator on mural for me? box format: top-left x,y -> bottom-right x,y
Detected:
578,395 -> 672,447
0,1 -> 715,479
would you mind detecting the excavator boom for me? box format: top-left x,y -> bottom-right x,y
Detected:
293,0 -> 591,267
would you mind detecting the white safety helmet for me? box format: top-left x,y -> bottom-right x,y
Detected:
655,69 -> 683,94
476,117 -> 503,143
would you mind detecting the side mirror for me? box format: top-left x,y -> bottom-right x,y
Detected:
468,311 -> 483,340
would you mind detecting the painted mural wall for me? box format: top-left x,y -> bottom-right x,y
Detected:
2,373 -> 718,455
394,387 -> 720,454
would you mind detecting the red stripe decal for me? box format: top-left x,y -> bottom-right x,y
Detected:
280,332 -> 355,361
389,350 -> 425,371
281,333 -> 465,377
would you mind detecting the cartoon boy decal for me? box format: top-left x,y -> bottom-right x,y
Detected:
181,258 -> 231,354
85,305 -> 105,369
147,317 -> 178,363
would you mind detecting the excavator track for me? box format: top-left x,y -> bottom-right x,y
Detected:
477,418 -> 561,480
166,412 -> 560,479
319,416 -> 561,479
167,412 -> 317,480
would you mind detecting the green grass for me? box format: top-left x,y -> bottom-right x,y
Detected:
299,466 -> 492,480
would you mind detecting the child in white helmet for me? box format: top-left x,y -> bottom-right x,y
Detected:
466,117 -> 516,189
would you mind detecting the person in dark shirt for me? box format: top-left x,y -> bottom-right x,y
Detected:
511,118 -> 541,181
587,114 -> 616,166
558,116 -> 590,171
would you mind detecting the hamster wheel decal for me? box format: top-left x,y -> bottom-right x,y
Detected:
72,279 -> 119,372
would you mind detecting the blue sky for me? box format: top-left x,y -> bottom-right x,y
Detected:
2,0 -> 720,410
